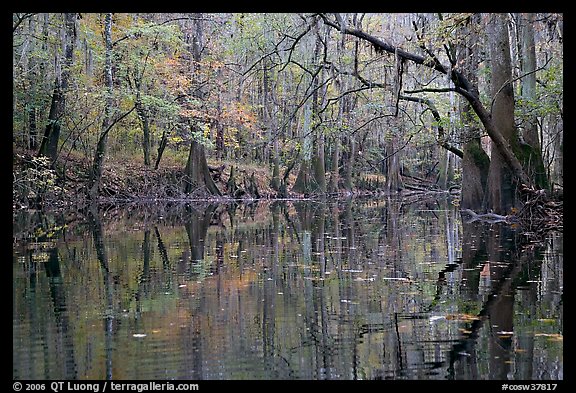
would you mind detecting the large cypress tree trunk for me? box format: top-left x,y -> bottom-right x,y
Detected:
485,13 -> 520,214
184,138 -> 221,196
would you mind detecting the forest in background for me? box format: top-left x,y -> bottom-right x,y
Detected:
12,13 -> 563,229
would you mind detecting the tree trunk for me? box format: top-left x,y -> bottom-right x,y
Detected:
184,138 -> 222,196
26,16 -> 38,150
485,13 -> 521,214
270,139 -> 281,192
328,135 -> 340,194
293,28 -> 326,195
38,13 -> 76,163
311,30 -> 327,195
154,129 -> 168,170
293,103 -> 313,194
458,14 -> 490,211
344,135 -> 356,192
215,67 -> 224,159
385,136 -> 403,192
518,13 -> 549,190
182,12 -> 221,196
136,100 -> 151,166
88,13 -> 113,201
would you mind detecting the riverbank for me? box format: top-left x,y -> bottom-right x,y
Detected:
13,148 -> 391,212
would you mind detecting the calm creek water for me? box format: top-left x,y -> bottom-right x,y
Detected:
13,197 -> 563,380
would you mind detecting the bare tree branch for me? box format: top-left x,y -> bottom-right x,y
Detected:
399,95 -> 463,158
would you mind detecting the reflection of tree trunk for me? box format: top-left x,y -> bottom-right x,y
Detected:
45,247 -> 78,379
486,224 -> 515,379
343,200 -> 356,268
385,197 -> 402,271
313,203 -> 331,378
460,220 -> 487,295
154,226 -> 170,270
262,204 -> 278,375
448,223 -> 545,380
88,204 -> 114,380
135,229 -> 151,316
184,204 -> 216,263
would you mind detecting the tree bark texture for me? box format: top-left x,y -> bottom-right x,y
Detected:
485,13 -> 520,214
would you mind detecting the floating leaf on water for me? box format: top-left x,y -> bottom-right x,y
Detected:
133,334 -> 147,338
497,331 -> 514,335
429,316 -> 445,323
178,284 -> 187,288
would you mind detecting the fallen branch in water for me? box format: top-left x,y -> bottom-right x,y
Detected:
460,209 -> 515,224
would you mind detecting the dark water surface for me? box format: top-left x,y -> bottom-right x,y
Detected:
13,198 -> 562,380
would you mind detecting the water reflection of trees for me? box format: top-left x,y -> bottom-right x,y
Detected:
13,200 -> 562,379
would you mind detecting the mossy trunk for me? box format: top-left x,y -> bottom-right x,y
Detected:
461,137 -> 490,210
